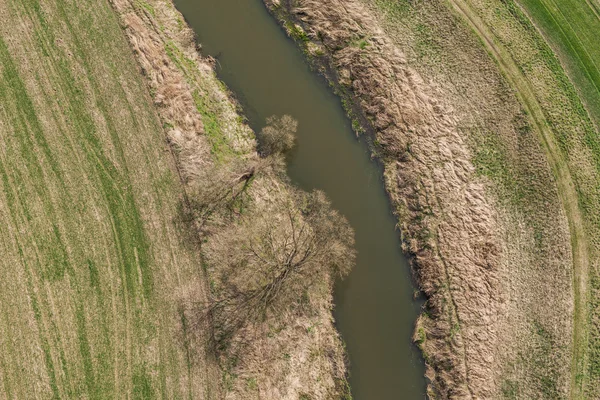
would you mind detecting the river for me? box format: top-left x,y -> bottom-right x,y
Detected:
173,0 -> 426,398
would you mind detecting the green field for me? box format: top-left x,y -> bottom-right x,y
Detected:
516,0 -> 600,130
0,0 -> 215,398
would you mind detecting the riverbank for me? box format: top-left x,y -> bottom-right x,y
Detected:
109,0 -> 352,398
264,0 -> 600,397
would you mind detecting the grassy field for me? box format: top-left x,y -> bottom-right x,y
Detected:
386,0 -> 600,396
444,2 -> 592,396
516,0 -> 600,130
0,0 -> 215,398
443,1 -> 600,396
503,4 -> 600,392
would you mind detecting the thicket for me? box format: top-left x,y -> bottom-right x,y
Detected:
189,115 -> 356,356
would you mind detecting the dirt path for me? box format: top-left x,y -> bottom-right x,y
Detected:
447,0 -> 590,397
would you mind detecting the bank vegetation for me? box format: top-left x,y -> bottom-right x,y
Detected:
110,0 -> 355,398
265,0 -> 600,398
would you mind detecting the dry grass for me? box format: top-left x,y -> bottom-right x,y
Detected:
443,1 -> 600,397
264,0 -> 600,398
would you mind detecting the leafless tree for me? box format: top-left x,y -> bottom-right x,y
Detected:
186,158 -> 259,232
202,187 -> 355,350
257,115 -> 297,157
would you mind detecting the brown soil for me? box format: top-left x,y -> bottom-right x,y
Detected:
265,0 -> 577,398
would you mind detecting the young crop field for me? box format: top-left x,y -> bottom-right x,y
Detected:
516,0 -> 600,130
0,0 -> 215,398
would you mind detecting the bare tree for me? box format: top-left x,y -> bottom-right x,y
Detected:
257,115 -> 297,157
203,187 -> 355,350
187,157 -> 262,232
184,114 -> 354,354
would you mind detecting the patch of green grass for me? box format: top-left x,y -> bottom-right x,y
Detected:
372,0 -> 412,19
191,90 -> 235,160
135,0 -> 156,17
284,21 -> 309,42
349,35 -> 370,50
246,377 -> 258,390
530,321 -> 561,397
501,379 -> 519,399
164,40 -> 238,160
516,0 -> 600,130
132,365 -> 155,400
414,326 -> 426,345
413,22 -> 442,60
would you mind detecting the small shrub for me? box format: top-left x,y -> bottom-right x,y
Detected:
257,115 -> 297,157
